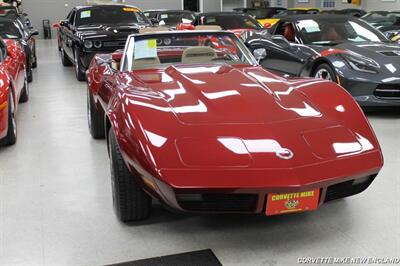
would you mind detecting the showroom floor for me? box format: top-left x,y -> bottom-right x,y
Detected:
0,40 -> 399,266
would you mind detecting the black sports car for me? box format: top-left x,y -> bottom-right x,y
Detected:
0,17 -> 38,82
56,4 -> 151,81
0,5 -> 33,29
321,8 -> 366,18
361,11 -> 400,39
245,15 -> 400,107
233,7 -> 286,19
144,10 -> 195,28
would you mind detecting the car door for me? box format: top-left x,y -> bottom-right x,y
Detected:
265,21 -> 309,76
61,9 -> 77,59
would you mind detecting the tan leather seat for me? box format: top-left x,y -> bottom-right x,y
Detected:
132,57 -> 161,70
194,25 -> 222,31
139,26 -> 169,33
181,47 -> 217,64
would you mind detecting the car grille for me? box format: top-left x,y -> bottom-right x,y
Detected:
374,84 -> 400,100
324,175 -> 376,202
176,193 -> 258,212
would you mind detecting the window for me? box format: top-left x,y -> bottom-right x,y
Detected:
322,0 -> 335,8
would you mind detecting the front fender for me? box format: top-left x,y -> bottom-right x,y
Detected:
297,80 -> 383,165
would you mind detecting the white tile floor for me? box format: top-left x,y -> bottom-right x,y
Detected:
0,40 -> 399,266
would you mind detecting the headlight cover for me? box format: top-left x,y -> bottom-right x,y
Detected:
342,53 -> 380,74
83,40 -> 93,49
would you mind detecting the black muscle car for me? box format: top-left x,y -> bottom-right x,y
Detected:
55,4 -> 151,81
245,15 -> 400,107
0,17 -> 38,82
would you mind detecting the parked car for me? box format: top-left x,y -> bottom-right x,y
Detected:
0,17 -> 38,82
361,11 -> 400,39
177,12 -> 269,36
321,8 -> 366,18
244,14 -> 400,107
233,7 -> 286,26
144,10 -> 195,28
0,38 -> 28,146
265,8 -> 321,28
54,4 -> 152,81
86,30 -> 383,222
0,5 -> 33,28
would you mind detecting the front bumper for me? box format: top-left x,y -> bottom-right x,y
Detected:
339,76 -> 400,107
150,171 -> 378,214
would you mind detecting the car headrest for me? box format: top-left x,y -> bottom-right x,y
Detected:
139,26 -> 170,33
194,25 -> 222,31
132,57 -> 161,70
181,47 -> 217,64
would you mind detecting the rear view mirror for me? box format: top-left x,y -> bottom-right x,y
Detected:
253,48 -> 267,63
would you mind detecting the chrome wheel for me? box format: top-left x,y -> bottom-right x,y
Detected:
315,68 -> 333,81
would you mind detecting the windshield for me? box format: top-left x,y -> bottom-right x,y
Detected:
276,9 -> 319,17
0,21 -> 21,39
362,12 -> 400,27
198,14 -> 262,30
158,11 -> 195,25
76,6 -> 149,26
122,32 -> 257,71
295,18 -> 389,45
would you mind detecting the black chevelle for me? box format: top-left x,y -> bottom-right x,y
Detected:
245,15 -> 400,107
56,4 -> 151,81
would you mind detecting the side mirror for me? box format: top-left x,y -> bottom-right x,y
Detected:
111,52 -> 122,70
271,35 -> 291,48
30,30 -> 39,36
253,48 -> 267,63
59,20 -> 69,27
263,23 -> 272,29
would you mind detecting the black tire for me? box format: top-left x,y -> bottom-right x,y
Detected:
74,48 -> 86,81
60,47 -> 72,67
1,92 -> 17,146
313,63 -> 337,83
31,44 -> 37,68
109,129 -> 152,222
87,88 -> 105,139
19,71 -> 29,103
27,65 -> 33,83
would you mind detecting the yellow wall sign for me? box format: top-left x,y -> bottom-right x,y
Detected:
123,7 -> 139,12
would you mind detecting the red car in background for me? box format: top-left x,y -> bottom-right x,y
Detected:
86,31 -> 383,222
0,38 -> 28,146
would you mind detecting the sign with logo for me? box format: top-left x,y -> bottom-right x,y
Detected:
266,189 -> 320,216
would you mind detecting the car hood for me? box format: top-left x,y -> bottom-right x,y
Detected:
132,64 -> 323,126
76,23 -> 149,39
118,64 -> 381,177
311,42 -> 400,75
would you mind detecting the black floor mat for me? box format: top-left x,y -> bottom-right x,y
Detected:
108,249 -> 222,266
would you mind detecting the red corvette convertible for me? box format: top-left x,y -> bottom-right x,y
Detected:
0,38 -> 27,146
87,31 -> 383,222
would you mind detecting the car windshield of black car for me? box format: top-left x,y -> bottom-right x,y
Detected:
76,6 -> 148,27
